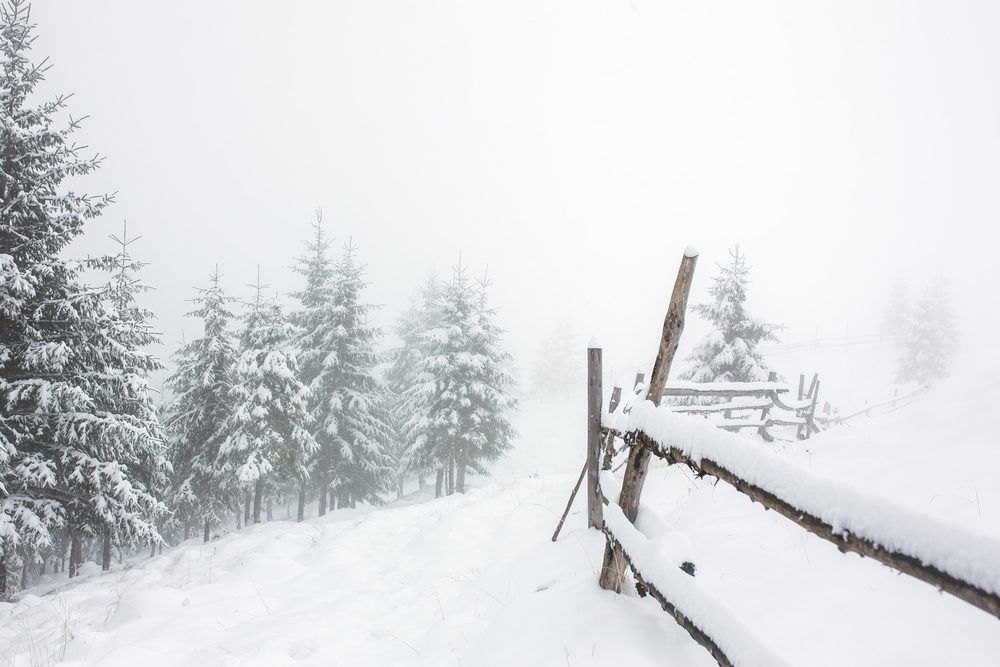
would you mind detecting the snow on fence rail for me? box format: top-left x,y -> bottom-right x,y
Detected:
554,248 -> 1000,667
605,402 -> 1000,619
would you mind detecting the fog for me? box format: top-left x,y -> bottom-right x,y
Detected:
33,0 -> 1000,385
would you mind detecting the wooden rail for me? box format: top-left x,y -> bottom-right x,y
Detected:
632,430 -> 1000,619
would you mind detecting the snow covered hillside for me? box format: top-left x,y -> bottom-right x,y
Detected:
2,373 -> 998,666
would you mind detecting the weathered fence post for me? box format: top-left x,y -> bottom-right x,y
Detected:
757,370 -> 778,441
587,345 -> 604,530
633,372 -> 645,390
600,249 -> 698,592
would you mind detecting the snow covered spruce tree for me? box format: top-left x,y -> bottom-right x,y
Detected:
528,319 -> 582,399
405,264 -> 517,497
163,269 -> 239,542
677,246 -> 781,390
0,2 -> 162,593
895,282 -> 955,385
90,224 -> 169,568
320,242 -> 395,508
291,212 -> 337,516
384,274 -> 439,497
221,278 -> 317,523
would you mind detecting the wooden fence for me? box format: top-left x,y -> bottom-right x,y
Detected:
555,249 -> 1000,667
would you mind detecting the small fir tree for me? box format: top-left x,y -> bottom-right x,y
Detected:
678,247 -> 781,388
896,282 -> 955,385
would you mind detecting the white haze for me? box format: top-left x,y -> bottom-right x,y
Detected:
31,0 -> 1000,387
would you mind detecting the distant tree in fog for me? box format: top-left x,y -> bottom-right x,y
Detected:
528,319 -> 583,399
881,279 -> 911,340
385,274 -> 440,498
678,246 -> 782,388
896,282 -> 955,385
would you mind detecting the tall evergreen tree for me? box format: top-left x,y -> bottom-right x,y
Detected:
322,243 -> 395,507
896,282 -> 954,385
384,274 -> 439,497
221,277 -> 317,523
291,211 -> 337,515
163,269 -> 238,542
92,224 -> 168,566
0,2 -> 160,591
678,247 -> 781,387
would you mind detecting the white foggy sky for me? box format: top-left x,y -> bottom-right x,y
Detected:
29,0 -> 1000,382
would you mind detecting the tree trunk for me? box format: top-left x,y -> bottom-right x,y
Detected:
244,493 -> 252,524
184,524 -> 192,540
102,531 -> 112,571
20,560 -> 29,589
417,474 -> 426,490
39,559 -> 46,576
203,517 -> 211,543
253,478 -> 264,524
69,536 -> 82,578
297,488 -> 306,522
0,554 -> 6,598
266,498 -> 273,521
435,468 -> 444,498
150,540 -> 157,559
397,479 -> 405,499
236,507 -> 242,529
456,456 -> 467,494
447,456 -> 455,495
319,477 -> 328,516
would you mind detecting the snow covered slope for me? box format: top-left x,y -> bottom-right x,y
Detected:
2,376 -> 998,666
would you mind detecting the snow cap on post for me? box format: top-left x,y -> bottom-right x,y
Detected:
588,336 -> 602,349
684,244 -> 699,258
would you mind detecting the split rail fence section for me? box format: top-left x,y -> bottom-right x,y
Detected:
563,249 -> 1000,667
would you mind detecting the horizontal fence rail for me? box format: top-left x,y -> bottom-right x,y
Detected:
601,497 -> 788,667
608,402 -> 1000,619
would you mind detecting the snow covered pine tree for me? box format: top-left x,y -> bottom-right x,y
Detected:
291,211 -> 338,516
895,282 -> 955,385
677,246 -> 782,391
322,242 -> 395,509
0,2 -> 162,593
163,269 -> 239,542
221,275 -> 317,524
405,264 -> 516,497
385,273 -> 443,497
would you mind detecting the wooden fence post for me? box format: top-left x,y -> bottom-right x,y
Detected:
599,249 -> 698,591
608,386 -> 623,414
757,370 -> 778,441
587,345 -> 604,530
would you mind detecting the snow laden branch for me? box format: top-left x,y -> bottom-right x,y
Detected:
602,501 -> 788,667
617,401 -> 1000,619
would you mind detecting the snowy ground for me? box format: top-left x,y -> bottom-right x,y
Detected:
2,353 -> 999,665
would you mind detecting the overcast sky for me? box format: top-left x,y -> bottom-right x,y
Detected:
30,0 -> 1000,386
